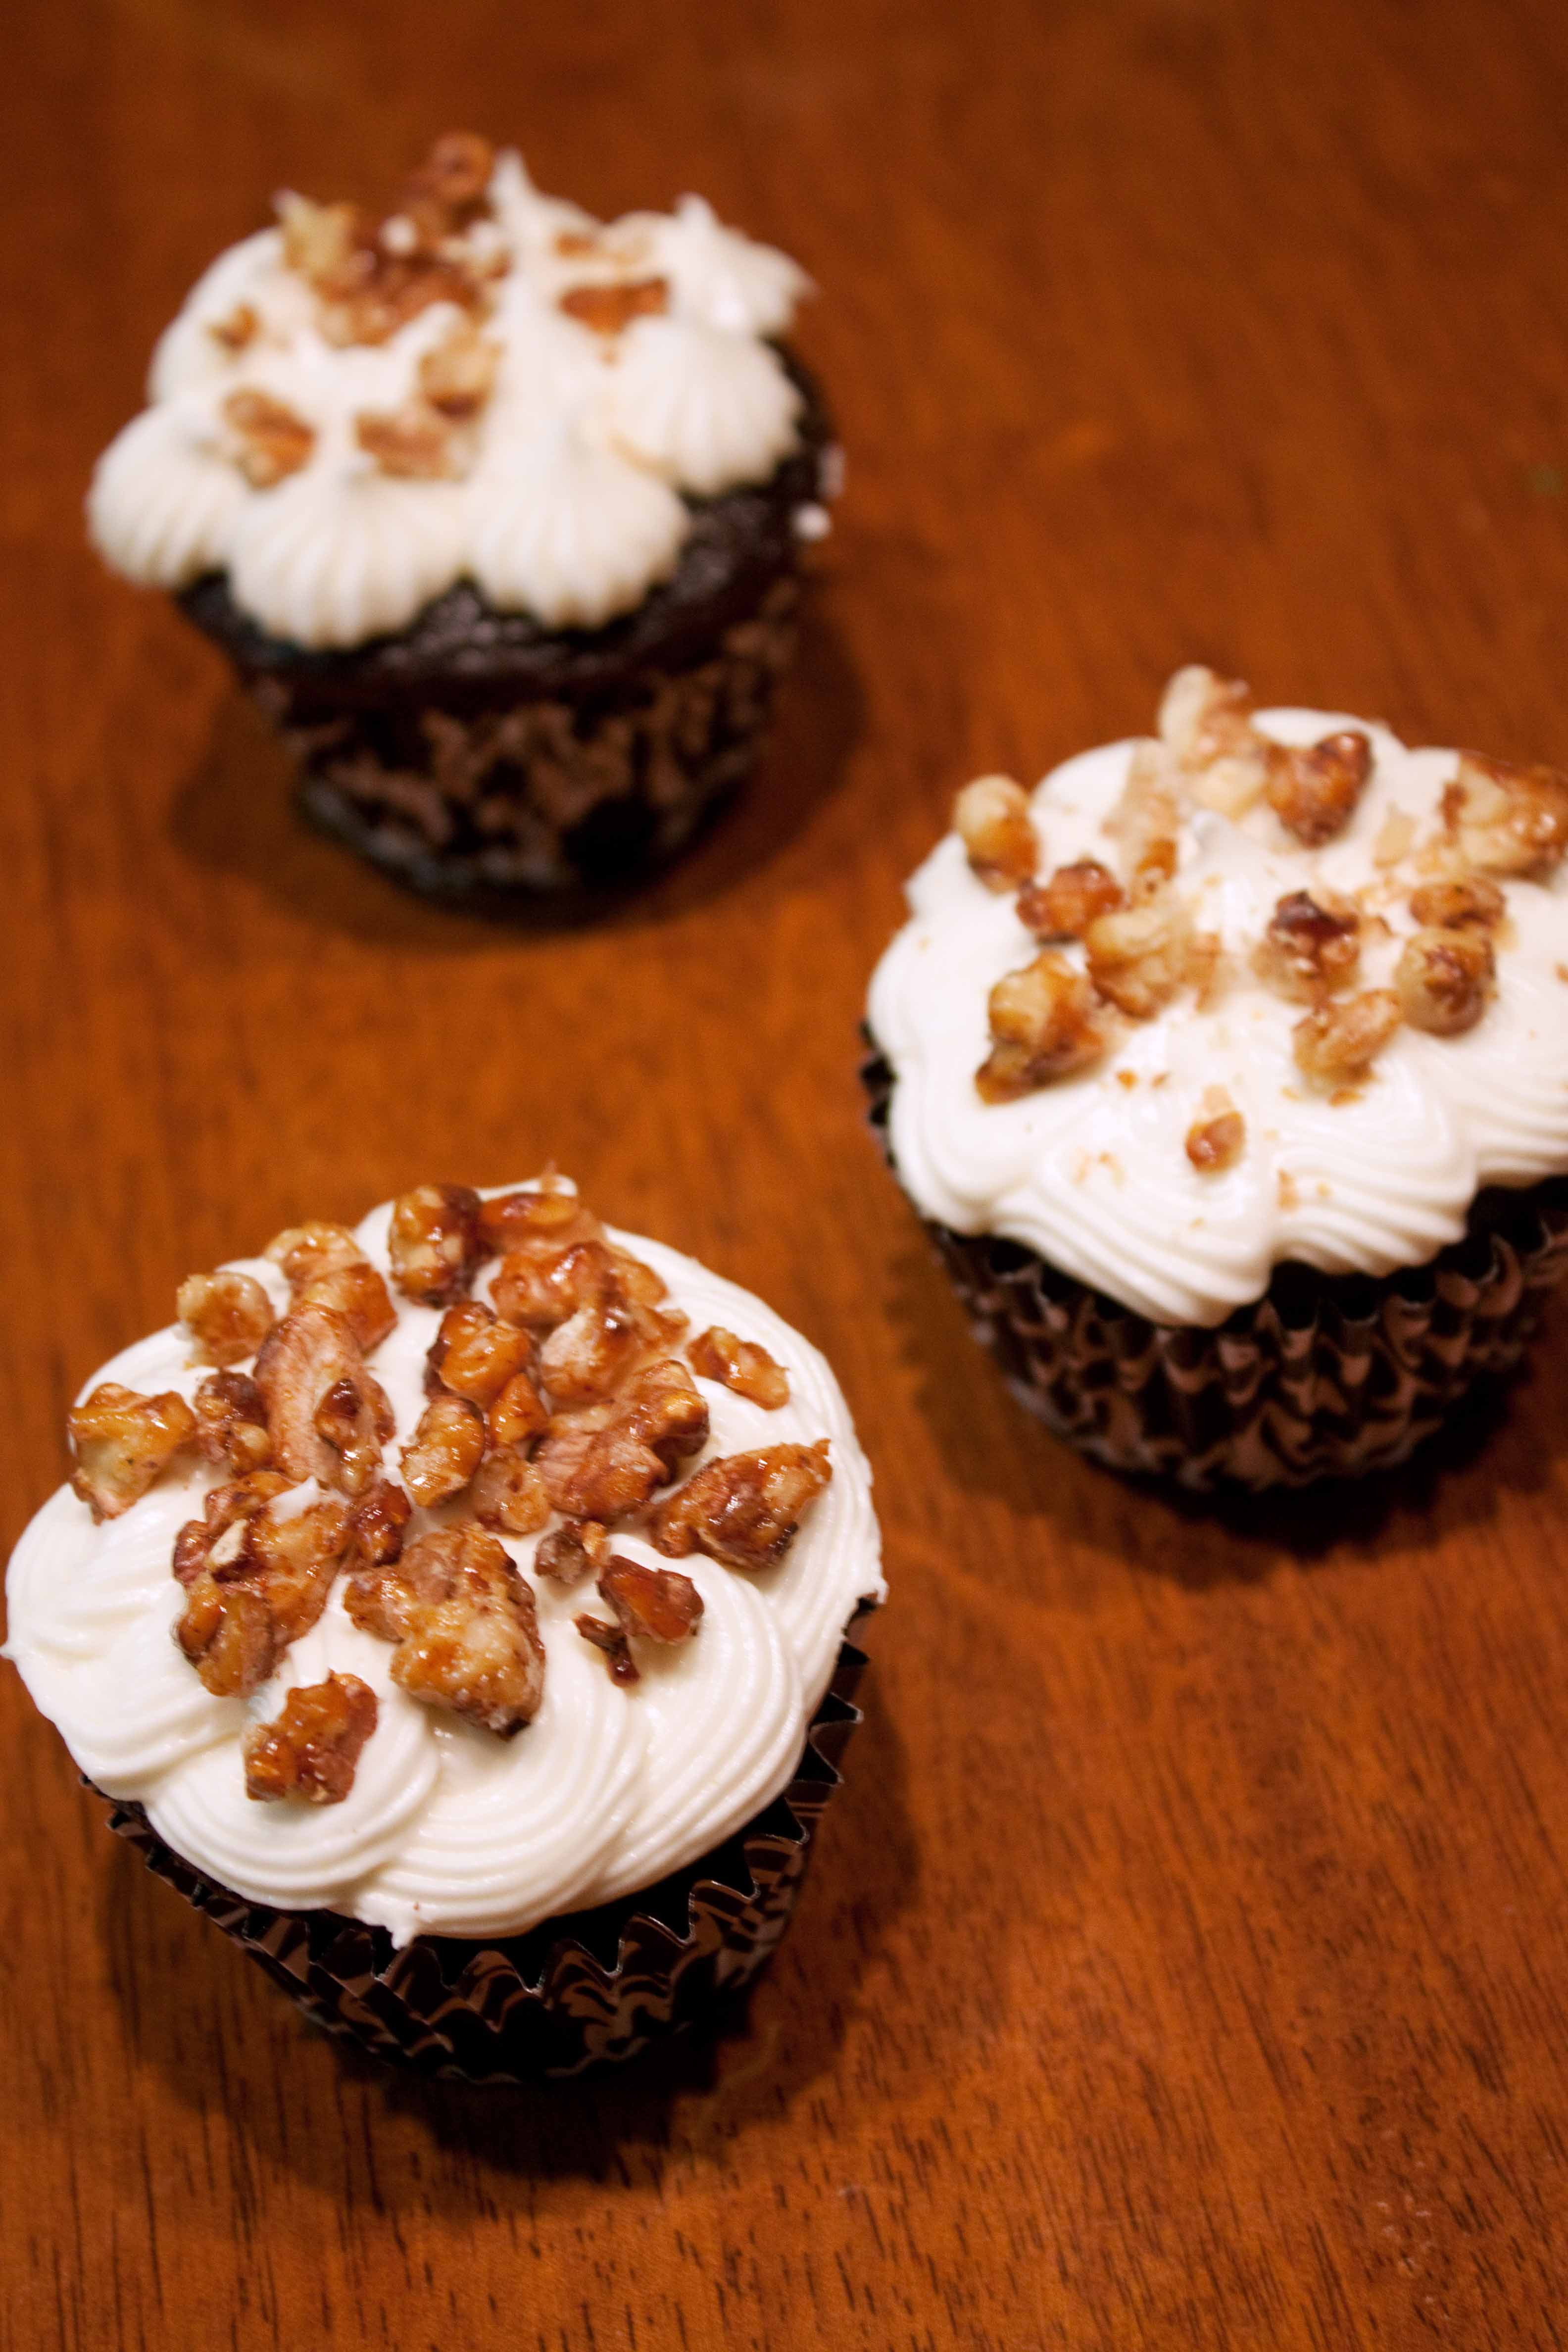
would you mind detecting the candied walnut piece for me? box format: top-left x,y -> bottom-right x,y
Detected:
538,1295 -> 645,1408
208,301 -> 258,353
254,1305 -> 393,1492
535,1518 -> 610,1587
1017,859 -> 1125,941
687,1327 -> 790,1410
1442,752 -> 1568,878
1264,730 -> 1373,848
976,952 -> 1106,1104
191,1370 -> 272,1473
558,277 -> 669,334
577,1556 -> 704,1685
404,131 -> 495,227
244,1673 -> 379,1805
953,776 -> 1037,891
1158,667 -> 1271,819
535,1362 -> 707,1522
492,1235 -> 624,1329
176,1270 -> 276,1368
1292,990 -> 1402,1090
174,1581 -> 278,1697
222,387 -> 315,488
294,1262 -> 396,1353
1409,874 -> 1507,932
265,1222 -> 367,1289
68,1384 -> 197,1521
171,1467 -> 291,1585
1106,739 -> 1182,880
278,193 -> 365,287
1394,929 -> 1495,1036
477,1181 -> 601,1256
652,1440 -> 833,1571
399,1392 -> 485,1506
1084,890 -> 1193,1020
354,403 -> 463,481
372,1526 -> 546,1737
347,1477 -> 411,1568
612,1356 -> 711,1477
573,1610 -> 637,1685
1186,1098 -> 1246,1173
426,1300 -> 534,1407
387,1184 -> 484,1306
175,1492 -> 349,1694
488,1369 -> 549,1450
469,1447 -> 550,1534
1253,889 -> 1362,1004
418,318 -> 501,417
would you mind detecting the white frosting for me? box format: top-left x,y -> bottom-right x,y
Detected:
867,709 -> 1568,1326
4,1194 -> 882,1942
88,155 -> 811,649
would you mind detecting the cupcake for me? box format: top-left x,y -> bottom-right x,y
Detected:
88,136 -> 838,903
865,668 -> 1568,1488
4,1179 -> 882,2077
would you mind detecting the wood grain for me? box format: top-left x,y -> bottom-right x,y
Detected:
4,1 -> 1568,2345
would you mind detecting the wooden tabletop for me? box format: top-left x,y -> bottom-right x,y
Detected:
5,2 -> 1568,2345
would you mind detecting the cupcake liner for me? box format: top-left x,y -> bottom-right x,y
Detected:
861,1042 -> 1568,1489
97,1620 -> 871,2082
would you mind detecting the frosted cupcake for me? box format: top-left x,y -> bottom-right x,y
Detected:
5,1179 -> 882,2076
89,136 -> 837,901
866,669 -> 1568,1487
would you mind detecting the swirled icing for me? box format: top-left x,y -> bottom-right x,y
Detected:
4,1192 -> 883,1943
88,153 -> 815,649
867,708 -> 1568,1326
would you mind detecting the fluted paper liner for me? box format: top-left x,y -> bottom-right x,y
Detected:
862,1043 -> 1568,1489
99,1624 -> 871,2082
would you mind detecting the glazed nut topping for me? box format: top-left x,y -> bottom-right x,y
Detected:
1264,731 -> 1373,847
557,277 -> 669,335
348,1524 -> 546,1738
175,1493 -> 349,1697
1408,875 -> 1506,931
69,1384 -> 197,1521
1443,752 -> 1568,877
954,776 -> 1038,891
535,1518 -> 611,1587
1106,739 -> 1181,880
191,1370 -> 272,1473
1185,1093 -> 1246,1173
347,1477 -> 412,1568
537,1297 -> 646,1410
976,953 -> 1106,1103
176,1270 -> 276,1367
469,1446 -> 550,1534
487,1368 -> 549,1450
253,1305 -> 393,1492
1254,889 -> 1362,1003
404,132 -> 496,227
426,1299 -> 534,1407
172,1469 -> 292,1584
399,1392 -> 486,1506
576,1557 -> 704,1686
418,318 -> 502,417
294,1261 -> 397,1353
222,388 -> 315,488
354,403 -> 467,481
651,1440 -> 833,1571
1394,928 -> 1495,1036
265,1221 -> 367,1289
243,1673 -> 379,1806
687,1326 -> 790,1409
1016,859 -> 1125,941
477,1181 -> 601,1256
277,137 -> 503,349
208,301 -> 258,353
1292,989 -> 1402,1090
536,1358 -> 710,1522
1083,889 -> 1193,1020
387,1183 -> 484,1305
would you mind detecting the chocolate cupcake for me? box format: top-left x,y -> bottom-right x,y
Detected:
4,1180 -> 882,2076
865,669 -> 1568,1488
88,136 -> 838,902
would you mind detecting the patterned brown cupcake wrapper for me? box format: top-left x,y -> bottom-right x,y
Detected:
245,574 -> 802,905
98,1622 -> 871,2082
860,1042 -> 1568,1489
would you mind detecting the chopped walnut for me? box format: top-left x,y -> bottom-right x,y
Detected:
171,1469 -> 292,1585
399,1392 -> 485,1506
469,1447 -> 550,1534
426,1299 -> 534,1407
535,1359 -> 708,1522
176,1270 -> 276,1367
278,192 -> 365,287
477,1181 -> 601,1256
191,1370 -> 272,1473
68,1384 -> 197,1521
1264,731 -> 1372,847
538,1296 -> 647,1409
1185,1091 -> 1246,1173
208,302 -> 259,353
1442,751 -> 1568,878
1292,990 -> 1402,1089
1016,859 -> 1125,940
355,403 -> 465,480
491,1235 -> 618,1328
651,1440 -> 833,1571
404,132 -> 495,229
253,1305 -> 393,1493
243,1673 -> 378,1805
1253,889 -> 1362,1003
387,1184 -> 484,1305
687,1327 -> 790,1409
1158,668 -> 1271,818
418,318 -> 501,416
264,1221 -> 366,1289
953,776 -> 1038,891
175,1492 -> 349,1696
294,1262 -> 396,1353
172,1582 -> 278,1698
606,1245 -> 673,1310
222,388 -> 315,488
576,1556 -> 703,1685
573,1610 -> 637,1685
1408,874 -> 1507,932
976,953 -> 1106,1103
487,1369 -> 549,1449
1084,890 -> 1193,1020
1106,740 -> 1182,881
558,277 -> 669,334
347,1477 -> 411,1568
534,1518 -> 610,1587
280,137 -> 500,348
350,1525 -> 545,1737
1394,929 -> 1495,1036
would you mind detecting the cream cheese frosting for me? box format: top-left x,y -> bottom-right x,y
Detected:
868,697 -> 1568,1327
88,149 -> 815,647
4,1189 -> 882,1943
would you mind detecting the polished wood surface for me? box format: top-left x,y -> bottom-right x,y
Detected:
5,3 -> 1568,2345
